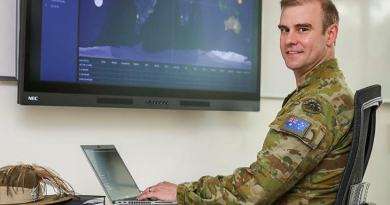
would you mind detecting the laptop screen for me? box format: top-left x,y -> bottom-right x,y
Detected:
82,145 -> 141,201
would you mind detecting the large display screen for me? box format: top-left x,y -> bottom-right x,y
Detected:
18,0 -> 261,111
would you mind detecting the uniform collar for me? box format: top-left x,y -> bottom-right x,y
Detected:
296,58 -> 339,92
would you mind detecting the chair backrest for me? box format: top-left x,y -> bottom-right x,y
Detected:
334,85 -> 382,205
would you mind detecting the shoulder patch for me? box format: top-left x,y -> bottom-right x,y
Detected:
281,116 -> 311,138
302,99 -> 323,114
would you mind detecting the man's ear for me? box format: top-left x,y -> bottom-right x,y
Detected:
326,24 -> 339,46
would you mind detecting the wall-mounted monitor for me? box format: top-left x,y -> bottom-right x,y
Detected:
18,0 -> 261,111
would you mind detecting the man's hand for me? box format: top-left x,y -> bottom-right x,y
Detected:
137,181 -> 178,202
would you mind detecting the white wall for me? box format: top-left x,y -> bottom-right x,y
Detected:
0,83 -> 278,198
1,85 -> 389,204
1,0 -> 390,204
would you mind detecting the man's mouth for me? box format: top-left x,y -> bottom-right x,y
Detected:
286,51 -> 303,54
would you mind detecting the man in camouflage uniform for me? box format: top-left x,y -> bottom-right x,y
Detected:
138,0 -> 354,204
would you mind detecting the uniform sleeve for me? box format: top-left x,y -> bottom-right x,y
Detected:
176,95 -> 344,205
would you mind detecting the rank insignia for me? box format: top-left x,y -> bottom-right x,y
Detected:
302,99 -> 323,114
282,116 -> 311,137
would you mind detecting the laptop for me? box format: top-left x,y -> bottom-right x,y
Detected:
81,145 -> 177,205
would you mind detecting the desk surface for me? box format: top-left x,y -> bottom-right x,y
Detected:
57,195 -> 105,205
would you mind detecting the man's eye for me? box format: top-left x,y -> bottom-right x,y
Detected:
299,28 -> 308,32
281,28 -> 289,33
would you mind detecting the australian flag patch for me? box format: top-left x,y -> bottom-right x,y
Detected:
282,116 -> 311,137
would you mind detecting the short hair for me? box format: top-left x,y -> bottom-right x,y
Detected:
280,0 -> 339,34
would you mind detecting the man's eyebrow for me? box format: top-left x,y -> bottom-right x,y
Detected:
295,23 -> 313,28
278,23 -> 313,30
278,24 -> 288,29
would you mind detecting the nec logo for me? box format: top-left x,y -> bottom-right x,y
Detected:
28,96 -> 39,101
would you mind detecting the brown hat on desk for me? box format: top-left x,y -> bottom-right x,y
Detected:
0,163 -> 74,205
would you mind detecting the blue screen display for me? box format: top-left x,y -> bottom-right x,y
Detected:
40,0 -> 259,93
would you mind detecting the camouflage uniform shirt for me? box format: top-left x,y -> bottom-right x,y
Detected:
176,59 -> 354,205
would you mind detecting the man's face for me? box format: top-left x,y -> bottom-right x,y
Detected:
279,2 -> 329,73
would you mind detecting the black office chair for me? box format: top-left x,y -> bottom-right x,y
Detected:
334,85 -> 383,205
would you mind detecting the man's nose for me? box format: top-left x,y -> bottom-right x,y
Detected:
285,32 -> 298,45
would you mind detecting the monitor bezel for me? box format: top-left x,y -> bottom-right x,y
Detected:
18,0 -> 262,111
